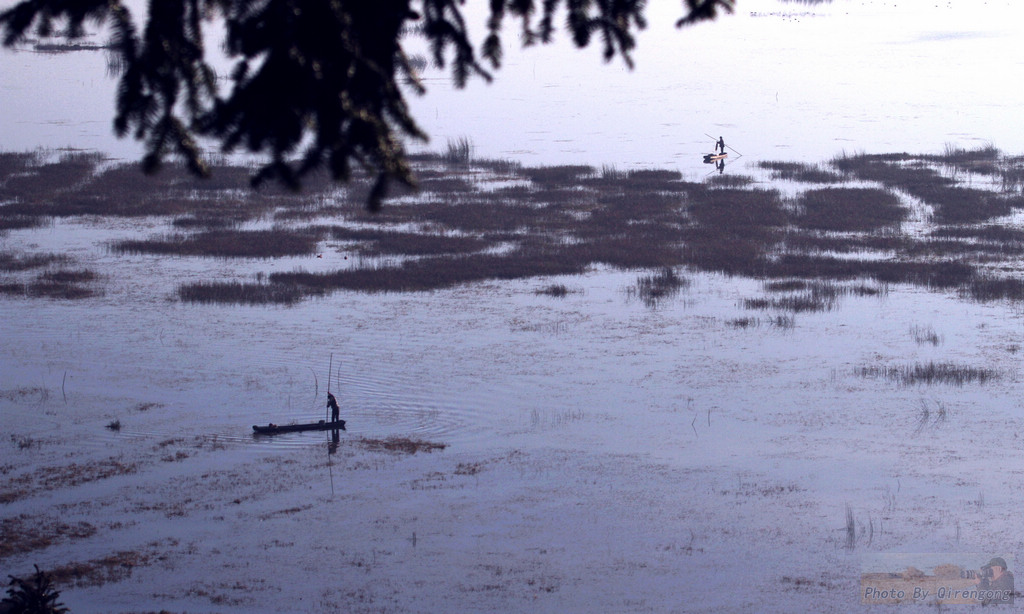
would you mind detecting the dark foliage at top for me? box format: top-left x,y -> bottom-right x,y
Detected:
0,0 -> 734,208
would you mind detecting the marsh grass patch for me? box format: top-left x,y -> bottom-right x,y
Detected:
0,252 -> 70,272
329,227 -> 488,256
261,248 -> 590,296
178,281 -> 313,305
963,276 -> 1024,302
706,174 -> 755,188
795,187 -> 906,231
0,151 -> 105,202
111,229 -> 323,259
831,151 -> 1018,224
927,143 -> 1001,168
48,549 -> 155,588
521,164 -> 595,186
534,283 -> 575,298
25,271 -> 101,300
743,292 -> 835,313
0,150 -> 40,182
856,362 -> 998,386
0,515 -> 97,558
38,269 -> 96,284
758,160 -> 843,183
0,282 -> 26,296
746,281 -> 851,313
0,458 -> 138,504
627,267 -> 689,308
0,213 -> 44,232
357,437 -> 447,454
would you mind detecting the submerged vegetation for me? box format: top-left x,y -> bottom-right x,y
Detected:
3,145 -> 1024,310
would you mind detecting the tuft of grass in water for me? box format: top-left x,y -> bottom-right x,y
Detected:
534,284 -> 573,298
743,292 -> 834,313
845,504 -> 856,550
105,420 -> 121,431
600,164 -> 623,181
727,317 -> 760,329
443,137 -> 473,164
909,325 -> 941,346
745,281 -> 843,313
856,362 -> 998,386
628,267 -> 689,308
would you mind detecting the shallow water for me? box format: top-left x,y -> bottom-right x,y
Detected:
5,230 -> 1024,610
3,1 -> 1024,171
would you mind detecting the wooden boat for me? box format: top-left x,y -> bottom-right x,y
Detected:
252,419 -> 346,434
703,152 -> 728,162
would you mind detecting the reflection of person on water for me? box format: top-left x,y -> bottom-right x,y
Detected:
717,136 -> 725,154
716,158 -> 725,173
327,392 -> 340,422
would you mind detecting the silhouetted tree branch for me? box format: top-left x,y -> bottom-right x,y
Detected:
1,0 -> 734,209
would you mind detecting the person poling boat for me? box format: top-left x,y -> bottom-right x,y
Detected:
702,137 -> 729,174
327,392 -> 340,422
702,133 -> 741,161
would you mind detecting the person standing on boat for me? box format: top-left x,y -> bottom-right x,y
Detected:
717,136 -> 725,154
327,392 -> 340,423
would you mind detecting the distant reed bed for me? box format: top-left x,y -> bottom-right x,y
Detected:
4,143 -> 1024,308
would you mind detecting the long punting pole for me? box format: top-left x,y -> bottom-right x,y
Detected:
326,353 -> 333,421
